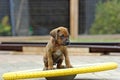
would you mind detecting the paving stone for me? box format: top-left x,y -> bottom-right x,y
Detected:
0,55 -> 120,80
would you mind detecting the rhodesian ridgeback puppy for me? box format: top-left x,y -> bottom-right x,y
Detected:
43,27 -> 72,70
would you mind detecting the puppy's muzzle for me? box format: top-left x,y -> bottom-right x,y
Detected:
65,40 -> 70,45
64,39 -> 70,45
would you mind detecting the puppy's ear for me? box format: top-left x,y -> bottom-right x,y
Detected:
50,29 -> 60,40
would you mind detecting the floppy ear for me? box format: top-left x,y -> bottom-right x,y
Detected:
50,29 -> 60,40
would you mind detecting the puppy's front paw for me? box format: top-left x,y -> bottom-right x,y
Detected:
48,66 -> 53,70
66,65 -> 73,68
43,67 -> 48,70
57,65 -> 65,69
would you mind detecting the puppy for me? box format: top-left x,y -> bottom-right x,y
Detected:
43,27 -> 72,70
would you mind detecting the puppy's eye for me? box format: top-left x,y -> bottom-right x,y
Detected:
60,35 -> 64,38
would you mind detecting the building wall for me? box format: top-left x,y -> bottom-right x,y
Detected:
1,0 -> 103,37
12,0 -> 30,36
0,0 -> 11,36
79,0 -> 98,34
0,0 -> 9,20
29,0 -> 69,35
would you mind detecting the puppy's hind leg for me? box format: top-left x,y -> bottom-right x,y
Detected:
43,57 -> 48,70
57,58 -> 65,69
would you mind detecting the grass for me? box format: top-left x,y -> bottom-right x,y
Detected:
0,35 -> 120,42
70,35 -> 120,42
71,38 -> 120,42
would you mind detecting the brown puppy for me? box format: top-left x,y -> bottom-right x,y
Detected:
43,27 -> 72,70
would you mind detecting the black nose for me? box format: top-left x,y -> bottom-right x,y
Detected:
65,40 -> 70,45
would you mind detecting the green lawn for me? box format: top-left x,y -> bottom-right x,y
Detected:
70,35 -> 120,42
71,38 -> 120,42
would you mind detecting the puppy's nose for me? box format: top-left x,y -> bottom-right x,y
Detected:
65,40 -> 70,45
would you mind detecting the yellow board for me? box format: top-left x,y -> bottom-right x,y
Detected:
2,62 -> 118,80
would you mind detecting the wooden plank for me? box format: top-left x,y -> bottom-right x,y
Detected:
0,42 -> 120,55
2,42 -> 120,46
89,46 -> 120,55
70,0 -> 79,38
0,44 -> 22,51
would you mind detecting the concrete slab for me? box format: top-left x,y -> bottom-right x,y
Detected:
0,55 -> 120,80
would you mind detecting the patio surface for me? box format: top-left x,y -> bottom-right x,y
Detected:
0,54 -> 120,80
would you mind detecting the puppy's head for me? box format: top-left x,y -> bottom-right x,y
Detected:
50,27 -> 70,46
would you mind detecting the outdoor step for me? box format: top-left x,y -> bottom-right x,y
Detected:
9,47 -> 101,56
